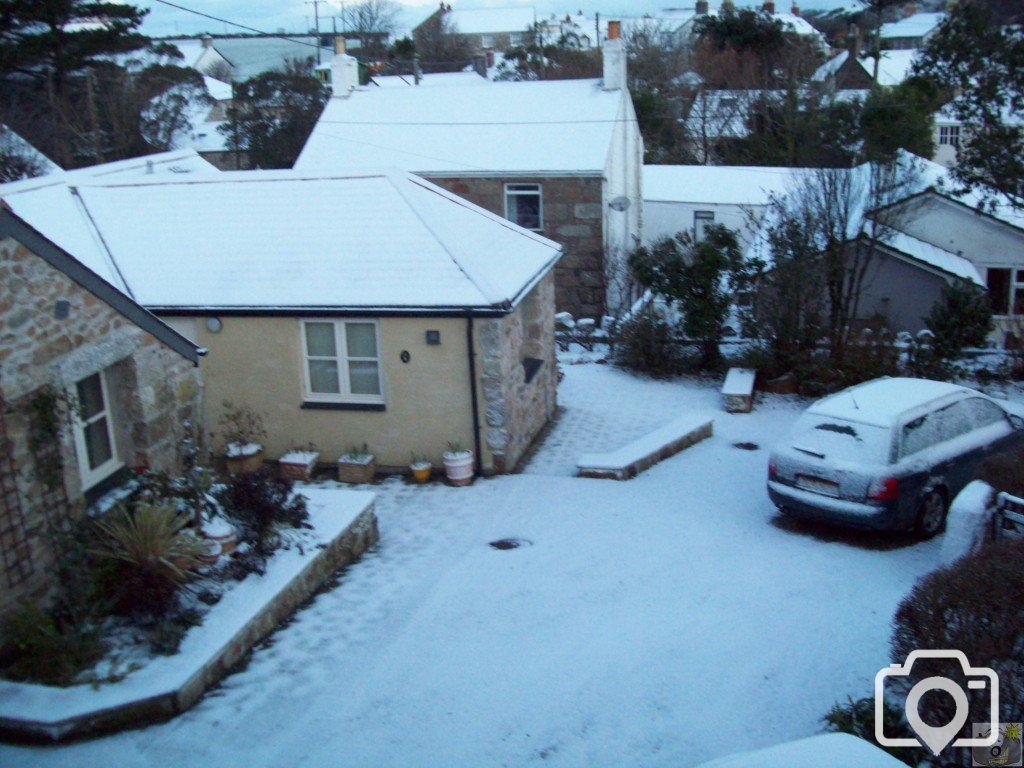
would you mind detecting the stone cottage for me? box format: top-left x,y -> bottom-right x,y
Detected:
3,168 -> 562,477
295,23 -> 642,321
0,209 -> 201,618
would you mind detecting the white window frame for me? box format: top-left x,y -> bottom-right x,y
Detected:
72,370 -> 122,490
300,319 -> 385,405
504,183 -> 544,232
938,125 -> 960,147
694,210 -> 715,242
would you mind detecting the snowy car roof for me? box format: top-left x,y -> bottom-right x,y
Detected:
0,168 -> 561,313
810,377 -> 974,428
295,78 -> 626,174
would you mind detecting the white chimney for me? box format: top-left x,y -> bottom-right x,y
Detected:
602,20 -> 626,92
330,53 -> 359,97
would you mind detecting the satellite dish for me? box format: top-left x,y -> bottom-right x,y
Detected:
608,195 -> 631,212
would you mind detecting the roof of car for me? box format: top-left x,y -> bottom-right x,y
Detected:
809,377 -> 975,428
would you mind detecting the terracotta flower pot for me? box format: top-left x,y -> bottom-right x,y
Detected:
410,461 -> 432,484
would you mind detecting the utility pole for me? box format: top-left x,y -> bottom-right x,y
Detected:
306,0 -> 323,64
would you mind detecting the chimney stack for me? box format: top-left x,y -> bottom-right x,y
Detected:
696,0 -> 709,14
201,34 -> 213,49
846,23 -> 861,57
330,52 -> 359,97
763,1 -> 776,14
602,20 -> 626,91
791,3 -> 800,15
334,36 -> 345,55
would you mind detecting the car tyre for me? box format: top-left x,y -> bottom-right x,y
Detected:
914,488 -> 948,539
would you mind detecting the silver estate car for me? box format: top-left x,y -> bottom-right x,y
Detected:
767,377 -> 1024,538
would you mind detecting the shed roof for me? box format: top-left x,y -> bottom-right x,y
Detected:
443,7 -> 536,35
296,78 -> 627,174
644,165 -> 800,206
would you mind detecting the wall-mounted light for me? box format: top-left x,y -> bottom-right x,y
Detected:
205,317 -> 223,333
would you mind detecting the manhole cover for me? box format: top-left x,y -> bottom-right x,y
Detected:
733,442 -> 760,451
489,538 -> 532,550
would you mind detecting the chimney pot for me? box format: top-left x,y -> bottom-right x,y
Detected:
763,1 -> 776,14
608,19 -> 621,40
696,0 -> 709,14
791,3 -> 800,14
334,36 -> 345,55
201,34 -> 213,48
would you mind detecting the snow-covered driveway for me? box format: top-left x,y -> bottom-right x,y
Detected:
2,364 -> 944,768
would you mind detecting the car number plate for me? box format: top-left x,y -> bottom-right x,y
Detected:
796,474 -> 840,497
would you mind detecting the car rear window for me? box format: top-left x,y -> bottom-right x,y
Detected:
789,413 -> 893,465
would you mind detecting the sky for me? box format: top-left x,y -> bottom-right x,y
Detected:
137,0 -> 865,38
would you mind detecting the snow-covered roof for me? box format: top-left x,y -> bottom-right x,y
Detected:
881,229 -> 984,286
0,169 -> 561,312
168,39 -> 206,68
811,377 -> 971,428
0,125 -> 61,178
857,49 -> 920,86
688,7 -> 826,45
444,7 -> 536,35
370,71 -> 489,88
879,12 -> 945,41
812,50 -> 848,82
695,733 -> 906,768
203,75 -> 232,101
296,78 -> 627,174
212,37 -> 334,80
0,150 -> 220,289
644,165 -> 799,206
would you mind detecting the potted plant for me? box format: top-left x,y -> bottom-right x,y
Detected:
443,442 -> 474,487
218,401 -> 267,475
337,443 -> 376,484
279,444 -> 319,482
409,454 -> 432,484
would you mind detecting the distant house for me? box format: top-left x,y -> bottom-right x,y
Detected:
297,29 -> 642,320
166,34 -> 334,81
748,155 -> 1024,344
813,47 -> 920,90
4,167 -> 562,477
679,1 -> 828,53
0,153 -> 207,618
644,164 -> 800,251
414,5 -> 536,51
878,11 -> 945,50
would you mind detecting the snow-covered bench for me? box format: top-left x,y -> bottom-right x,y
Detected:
576,414 -> 714,480
722,367 -> 756,413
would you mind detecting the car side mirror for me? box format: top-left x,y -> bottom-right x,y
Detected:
1010,415 -> 1024,431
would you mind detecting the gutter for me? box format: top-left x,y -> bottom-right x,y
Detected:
466,311 -> 483,476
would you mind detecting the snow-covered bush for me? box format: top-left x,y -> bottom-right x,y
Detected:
613,309 -> 690,376
822,696 -> 921,767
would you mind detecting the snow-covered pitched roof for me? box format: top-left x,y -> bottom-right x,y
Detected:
812,50 -> 848,82
203,76 -> 232,101
212,37 -> 334,80
0,169 -> 561,312
444,7 -> 536,35
880,229 -> 984,286
857,49 -> 920,86
0,125 -> 61,178
644,165 -> 799,206
370,71 -> 489,88
879,12 -> 945,41
296,78 -> 627,174
0,150 -> 220,290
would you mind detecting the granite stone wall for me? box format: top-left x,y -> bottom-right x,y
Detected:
427,175 -> 606,319
477,272 -> 557,473
0,237 -> 201,617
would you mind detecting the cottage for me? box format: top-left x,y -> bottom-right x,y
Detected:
296,26 -> 642,321
3,167 -> 562,477
413,6 -> 536,52
0,159 -> 205,617
878,11 -> 946,50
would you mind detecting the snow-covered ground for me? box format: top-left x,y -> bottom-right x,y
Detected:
1,363 -> 947,768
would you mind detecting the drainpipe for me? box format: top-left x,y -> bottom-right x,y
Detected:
465,312 -> 483,475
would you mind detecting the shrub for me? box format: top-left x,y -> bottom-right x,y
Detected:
0,602 -> 104,686
925,279 -> 994,360
613,310 -> 691,376
979,445 -> 1024,498
216,470 -> 308,559
92,500 -> 206,618
823,696 -> 921,766
890,536 -> 1024,746
217,401 -> 267,450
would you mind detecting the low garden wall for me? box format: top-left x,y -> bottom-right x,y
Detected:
0,490 -> 378,744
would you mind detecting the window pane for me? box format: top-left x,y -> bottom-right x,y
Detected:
76,374 -> 105,420
987,268 -> 1011,315
305,322 -> 337,357
84,417 -> 113,470
1014,287 -> 1024,316
695,212 -> 715,243
965,398 -> 1006,428
509,194 -> 541,230
308,360 -> 341,393
346,323 -> 377,358
348,361 -> 381,395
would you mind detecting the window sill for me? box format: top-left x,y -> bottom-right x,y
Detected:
301,401 -> 386,412
84,464 -> 129,507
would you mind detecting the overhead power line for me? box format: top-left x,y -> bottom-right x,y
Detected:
150,0 -> 326,51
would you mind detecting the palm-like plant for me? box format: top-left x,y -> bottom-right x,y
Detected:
93,501 -> 206,617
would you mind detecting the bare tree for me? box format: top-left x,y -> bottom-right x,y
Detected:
346,0 -> 400,60
413,11 -> 472,72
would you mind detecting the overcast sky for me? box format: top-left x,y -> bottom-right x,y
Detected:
137,0 -> 863,38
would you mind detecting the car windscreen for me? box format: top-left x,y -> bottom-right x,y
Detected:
788,413 -> 893,465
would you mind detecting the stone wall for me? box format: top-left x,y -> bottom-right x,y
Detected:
0,237 -> 201,617
476,272 -> 558,473
427,175 -> 606,319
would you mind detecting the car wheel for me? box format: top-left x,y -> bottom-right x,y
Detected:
914,489 -> 948,538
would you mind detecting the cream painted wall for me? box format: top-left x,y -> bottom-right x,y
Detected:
168,315 -> 484,471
